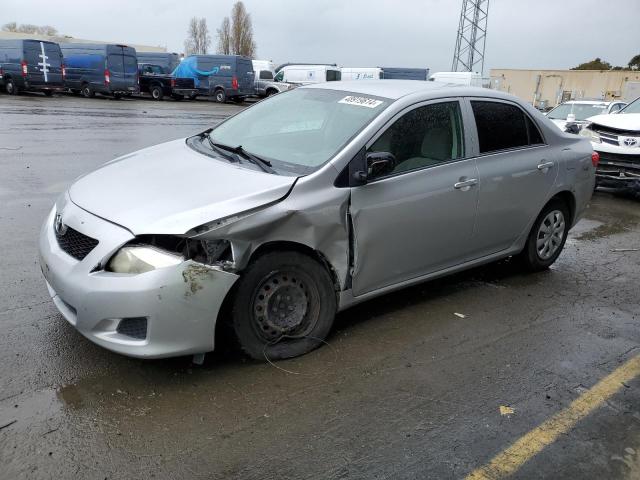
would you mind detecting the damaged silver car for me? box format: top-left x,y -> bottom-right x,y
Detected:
39,81 -> 596,361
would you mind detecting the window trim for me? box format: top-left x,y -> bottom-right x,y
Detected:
362,97 -> 468,183
466,97 -> 547,157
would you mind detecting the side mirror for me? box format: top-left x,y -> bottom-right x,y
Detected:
565,122 -> 580,135
353,152 -> 396,182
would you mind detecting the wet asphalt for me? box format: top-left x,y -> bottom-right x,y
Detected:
1,93 -> 639,480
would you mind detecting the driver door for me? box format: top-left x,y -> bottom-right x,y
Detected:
350,99 -> 480,296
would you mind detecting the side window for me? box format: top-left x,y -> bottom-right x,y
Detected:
274,70 -> 284,82
368,101 -> 464,176
259,70 -> 273,80
471,100 -> 544,153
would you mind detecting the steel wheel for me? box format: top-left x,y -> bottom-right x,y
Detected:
536,210 -> 565,260
251,270 -> 320,342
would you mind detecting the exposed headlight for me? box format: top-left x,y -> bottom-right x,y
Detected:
580,125 -> 601,143
107,246 -> 184,274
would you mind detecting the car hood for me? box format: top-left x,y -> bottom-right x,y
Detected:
587,113 -> 640,131
68,139 -> 297,235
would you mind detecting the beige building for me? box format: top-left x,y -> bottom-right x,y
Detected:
490,68 -> 640,109
0,31 -> 166,53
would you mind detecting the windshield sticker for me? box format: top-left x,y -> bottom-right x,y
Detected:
339,96 -> 383,108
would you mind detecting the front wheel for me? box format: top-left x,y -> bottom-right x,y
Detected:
520,199 -> 570,271
230,252 -> 337,361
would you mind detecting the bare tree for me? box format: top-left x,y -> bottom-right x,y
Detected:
2,22 -> 58,35
2,22 -> 17,32
216,17 -> 231,55
184,17 -> 211,55
230,1 -> 256,57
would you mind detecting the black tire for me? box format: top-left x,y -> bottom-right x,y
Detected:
230,251 -> 337,361
81,84 -> 94,98
43,90 -> 54,97
520,199 -> 570,272
5,78 -> 18,95
150,85 -> 163,100
189,92 -> 198,100
266,89 -> 277,97
113,93 -> 122,100
214,88 -> 226,103
172,93 -> 184,101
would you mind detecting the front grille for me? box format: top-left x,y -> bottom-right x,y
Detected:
598,152 -> 640,164
116,317 -> 148,340
597,151 -> 640,178
55,226 -> 99,261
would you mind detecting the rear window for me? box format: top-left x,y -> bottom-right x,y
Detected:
259,70 -> 273,80
326,70 -> 341,82
471,101 -> 544,154
124,56 -> 137,73
107,54 -> 124,73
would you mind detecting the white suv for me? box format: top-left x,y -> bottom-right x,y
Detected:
581,97 -> 640,189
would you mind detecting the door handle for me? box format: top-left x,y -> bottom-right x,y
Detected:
537,161 -> 554,171
454,178 -> 478,190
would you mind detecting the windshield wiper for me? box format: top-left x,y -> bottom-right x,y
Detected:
201,133 -> 240,164
233,145 -> 277,174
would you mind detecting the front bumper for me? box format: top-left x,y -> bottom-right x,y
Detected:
38,199 -> 239,359
593,143 -> 640,189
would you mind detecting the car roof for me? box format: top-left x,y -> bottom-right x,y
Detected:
303,80 -> 493,100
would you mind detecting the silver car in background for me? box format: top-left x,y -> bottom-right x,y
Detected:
39,81 -> 596,361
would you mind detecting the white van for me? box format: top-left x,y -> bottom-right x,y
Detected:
341,67 -> 383,81
252,59 -> 275,75
274,65 -> 341,84
429,71 -> 483,87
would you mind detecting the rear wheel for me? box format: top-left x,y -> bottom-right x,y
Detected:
520,199 -> 570,271
150,85 -> 163,100
43,90 -> 54,97
214,88 -> 226,103
266,89 -> 277,97
189,92 -> 198,100
113,93 -> 122,100
6,78 -> 18,95
230,251 -> 337,361
81,84 -> 94,98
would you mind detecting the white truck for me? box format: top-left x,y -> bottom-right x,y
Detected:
274,65 -> 341,85
341,67 -> 383,81
429,71 -> 483,87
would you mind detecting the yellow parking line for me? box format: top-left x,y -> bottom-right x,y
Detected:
466,355 -> 640,480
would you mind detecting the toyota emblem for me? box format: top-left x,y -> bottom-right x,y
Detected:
623,137 -> 638,147
54,213 -> 68,236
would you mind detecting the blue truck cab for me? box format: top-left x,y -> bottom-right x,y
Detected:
0,39 -> 65,96
173,55 -> 254,102
60,43 -> 139,98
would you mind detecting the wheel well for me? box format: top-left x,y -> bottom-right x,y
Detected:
246,241 -> 341,292
266,88 -> 277,95
549,191 -> 576,226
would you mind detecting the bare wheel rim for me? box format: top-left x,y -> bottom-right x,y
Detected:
251,270 -> 320,342
152,88 -> 160,99
216,91 -> 224,102
536,210 -> 565,260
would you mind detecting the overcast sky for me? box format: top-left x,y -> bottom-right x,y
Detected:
3,0 -> 640,73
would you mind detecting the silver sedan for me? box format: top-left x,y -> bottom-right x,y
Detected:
39,81 -> 597,361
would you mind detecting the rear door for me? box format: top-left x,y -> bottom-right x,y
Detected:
467,98 -> 556,257
24,41 -> 63,87
235,57 -> 255,94
122,53 -> 138,91
106,48 -> 125,91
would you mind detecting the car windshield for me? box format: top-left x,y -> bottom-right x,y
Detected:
620,97 -> 640,114
547,103 -> 608,121
205,88 -> 390,174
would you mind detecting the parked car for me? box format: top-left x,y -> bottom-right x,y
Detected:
429,71 -> 482,87
545,100 -> 627,132
274,64 -> 341,84
60,43 -> 139,98
173,55 -> 254,102
138,63 -> 197,100
253,67 -> 294,97
136,52 -> 181,74
581,96 -> 640,190
0,39 -> 65,96
39,81 -> 596,362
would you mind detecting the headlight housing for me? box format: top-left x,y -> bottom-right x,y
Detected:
580,125 -> 601,143
107,246 -> 184,274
